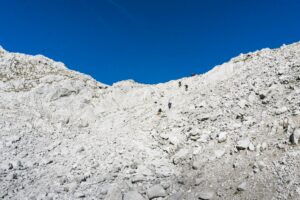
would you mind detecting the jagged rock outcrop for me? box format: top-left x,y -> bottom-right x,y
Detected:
1,42 -> 300,199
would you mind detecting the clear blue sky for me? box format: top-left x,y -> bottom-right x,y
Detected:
1,0 -> 300,84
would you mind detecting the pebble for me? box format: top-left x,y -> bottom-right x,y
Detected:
237,99 -> 247,108
9,173 -> 18,180
192,158 -> 203,170
100,188 -> 108,195
217,132 -> 227,143
275,106 -> 288,115
290,128 -> 300,145
257,161 -> 267,170
74,192 -> 85,198
236,138 -> 251,150
173,148 -> 190,165
194,178 -> 203,186
169,191 -> 184,200
248,142 -> 255,151
237,182 -> 247,191
214,149 -> 225,158
261,142 -> 268,150
76,146 -> 85,153
7,163 -> 13,170
104,187 -> 122,200
197,190 -> 215,200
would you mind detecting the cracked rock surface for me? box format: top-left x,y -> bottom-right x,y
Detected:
1,42 -> 300,199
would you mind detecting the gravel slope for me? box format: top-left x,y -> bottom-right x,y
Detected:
0,43 -> 300,200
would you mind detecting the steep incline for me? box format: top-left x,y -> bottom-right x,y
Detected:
1,43 -> 300,200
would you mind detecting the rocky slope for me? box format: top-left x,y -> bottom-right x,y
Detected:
0,43 -> 300,200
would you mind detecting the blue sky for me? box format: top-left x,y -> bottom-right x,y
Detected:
1,0 -> 300,84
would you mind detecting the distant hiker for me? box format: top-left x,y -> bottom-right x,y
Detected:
178,81 -> 182,87
168,102 -> 172,109
157,108 -> 162,115
185,84 -> 188,91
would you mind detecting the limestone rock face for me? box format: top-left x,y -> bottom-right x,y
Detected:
1,42 -> 300,199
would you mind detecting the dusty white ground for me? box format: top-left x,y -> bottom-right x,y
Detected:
0,42 -> 300,200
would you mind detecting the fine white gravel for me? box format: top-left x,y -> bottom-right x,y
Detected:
1,42 -> 300,200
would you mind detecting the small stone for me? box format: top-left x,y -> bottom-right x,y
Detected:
290,129 -> 300,145
7,163 -> 13,170
169,191 -> 184,200
238,99 -> 247,108
9,173 -> 18,180
261,142 -> 268,150
123,191 -> 146,200
214,149 -> 225,158
200,115 -> 210,121
68,182 -> 79,193
100,188 -> 108,195
104,186 -> 122,200
236,138 -> 251,150
74,192 -> 85,198
237,182 -> 247,191
198,190 -> 215,200
275,107 -> 288,115
147,184 -> 167,199
168,135 -> 181,146
192,158 -> 204,170
194,178 -> 202,186
131,175 -> 145,183
259,92 -> 267,100
248,142 -> 255,151
277,143 -> 285,150
161,181 -> 170,189
198,133 -> 210,143
217,132 -> 227,143
173,148 -> 190,165
76,146 -> 85,153
42,159 -> 53,165
257,161 -> 266,170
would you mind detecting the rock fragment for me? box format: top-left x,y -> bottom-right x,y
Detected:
7,163 -> 13,170
147,184 -> 167,199
197,190 -> 215,200
214,149 -> 225,158
76,146 -> 85,153
238,99 -> 247,108
104,187 -> 122,200
290,128 -> 300,145
237,182 -> 247,191
274,106 -> 288,115
74,192 -> 86,198
173,148 -> 190,165
217,132 -> 227,143
248,142 -> 255,151
261,142 -> 268,151
124,191 -> 146,200
169,191 -> 184,200
236,138 -> 251,150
